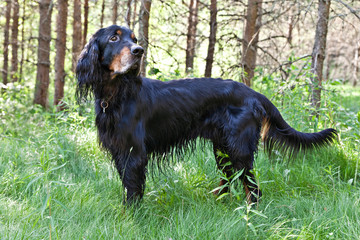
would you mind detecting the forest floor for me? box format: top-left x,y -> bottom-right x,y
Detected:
0,83 -> 359,239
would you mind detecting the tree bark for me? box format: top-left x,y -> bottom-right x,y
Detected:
72,0 -> 82,72
310,0 -> 331,111
324,52 -> 331,81
353,42 -> 359,87
132,0 -> 137,30
83,0 -> 89,48
10,0 -> 20,82
126,0 -> 132,27
2,0 -> 12,85
100,0 -> 105,28
19,0 -> 26,81
204,0 -> 217,78
54,0 -> 68,110
287,7 -> 295,46
113,0 -> 118,24
185,0 -> 199,73
138,0 -> 152,77
241,0 -> 262,87
33,0 -> 53,108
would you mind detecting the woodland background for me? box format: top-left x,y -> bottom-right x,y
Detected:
1,0 -> 360,239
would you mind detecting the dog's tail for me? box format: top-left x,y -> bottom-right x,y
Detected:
258,94 -> 337,156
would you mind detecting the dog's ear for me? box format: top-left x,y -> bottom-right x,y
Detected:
76,35 -> 103,103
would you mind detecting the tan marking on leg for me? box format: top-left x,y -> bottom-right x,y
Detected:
243,181 -> 252,204
213,179 -> 227,195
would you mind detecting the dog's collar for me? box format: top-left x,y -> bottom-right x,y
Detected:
100,100 -> 109,113
100,89 -> 117,113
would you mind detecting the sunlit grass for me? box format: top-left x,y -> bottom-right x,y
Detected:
0,82 -> 359,239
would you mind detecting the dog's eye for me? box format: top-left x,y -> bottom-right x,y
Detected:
109,35 -> 120,42
133,38 -> 138,44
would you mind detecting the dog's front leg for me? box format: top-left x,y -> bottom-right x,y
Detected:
114,149 -> 148,204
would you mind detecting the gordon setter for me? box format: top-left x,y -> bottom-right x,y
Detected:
76,25 -> 337,204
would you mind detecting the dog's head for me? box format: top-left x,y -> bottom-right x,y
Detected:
76,25 -> 144,101
100,25 -> 144,78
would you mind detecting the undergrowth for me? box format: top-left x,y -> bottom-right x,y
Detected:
0,73 -> 359,239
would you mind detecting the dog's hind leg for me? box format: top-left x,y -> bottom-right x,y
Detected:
225,142 -> 262,203
212,143 -> 234,195
223,106 -> 263,203
228,134 -> 262,203
213,143 -> 262,203
235,161 -> 262,204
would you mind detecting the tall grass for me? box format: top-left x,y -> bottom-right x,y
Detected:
0,78 -> 359,239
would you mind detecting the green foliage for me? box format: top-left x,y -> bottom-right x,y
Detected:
0,74 -> 360,239
148,67 -> 184,82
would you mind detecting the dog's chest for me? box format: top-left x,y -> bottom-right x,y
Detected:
96,99 -> 145,149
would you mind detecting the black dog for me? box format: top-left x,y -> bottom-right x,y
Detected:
76,25 -> 337,204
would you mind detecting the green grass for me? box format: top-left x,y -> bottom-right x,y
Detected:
0,82 -> 359,239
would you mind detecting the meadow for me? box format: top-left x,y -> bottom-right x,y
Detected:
0,76 -> 359,239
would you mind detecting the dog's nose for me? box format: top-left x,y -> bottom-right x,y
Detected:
131,46 -> 144,56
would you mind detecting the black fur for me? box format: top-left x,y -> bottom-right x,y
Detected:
76,25 -> 337,204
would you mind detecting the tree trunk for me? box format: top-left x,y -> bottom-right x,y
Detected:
100,0 -> 105,28
54,0 -> 68,111
241,0 -> 262,87
72,0 -> 82,72
132,0 -> 137,29
325,52 -> 331,81
138,0 -> 152,77
204,0 -> 217,78
33,0 -> 53,108
287,7 -> 295,46
185,0 -> 199,73
83,0 -> 89,48
353,42 -> 359,87
10,0 -> 20,82
2,0 -> 12,85
310,0 -> 331,111
126,0 -> 132,27
113,0 -> 118,24
19,0 -> 26,81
